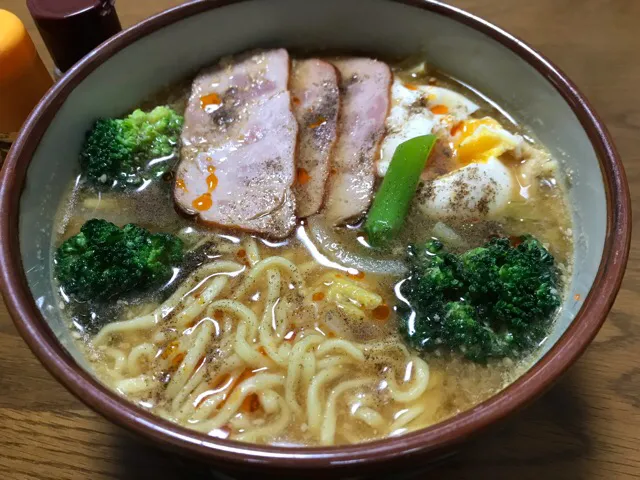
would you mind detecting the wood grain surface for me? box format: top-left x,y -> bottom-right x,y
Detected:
1,0 -> 638,479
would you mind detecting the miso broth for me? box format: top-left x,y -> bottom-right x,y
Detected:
53,52 -> 572,446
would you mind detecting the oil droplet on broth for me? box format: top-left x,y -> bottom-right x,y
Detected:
372,304 -> 391,321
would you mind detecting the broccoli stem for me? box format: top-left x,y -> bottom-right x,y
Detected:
364,135 -> 437,247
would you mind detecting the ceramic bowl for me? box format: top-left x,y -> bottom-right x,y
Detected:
0,1 -> 630,478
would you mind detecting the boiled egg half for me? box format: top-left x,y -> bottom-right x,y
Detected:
378,78 -> 524,220
378,78 -> 480,176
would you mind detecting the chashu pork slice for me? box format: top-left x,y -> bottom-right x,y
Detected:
175,49 -> 298,238
290,59 -> 340,218
321,58 -> 391,225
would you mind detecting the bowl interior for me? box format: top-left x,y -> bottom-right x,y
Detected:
19,0 -> 604,396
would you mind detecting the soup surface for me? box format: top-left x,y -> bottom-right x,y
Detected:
53,51 -> 572,446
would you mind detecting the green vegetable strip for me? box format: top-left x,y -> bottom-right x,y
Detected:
364,134 -> 437,247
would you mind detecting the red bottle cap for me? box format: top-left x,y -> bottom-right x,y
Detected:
27,0 -> 122,73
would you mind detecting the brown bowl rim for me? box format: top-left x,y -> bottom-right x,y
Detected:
0,0 -> 631,472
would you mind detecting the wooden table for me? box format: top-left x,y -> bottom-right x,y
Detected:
1,0 -> 639,478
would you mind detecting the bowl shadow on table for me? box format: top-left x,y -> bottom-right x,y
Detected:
109,368 -> 592,480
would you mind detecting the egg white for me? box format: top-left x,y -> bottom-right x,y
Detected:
417,157 -> 514,219
377,78 -> 480,176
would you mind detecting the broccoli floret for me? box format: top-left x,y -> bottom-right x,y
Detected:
398,236 -> 561,363
55,219 -> 183,301
80,106 -> 183,189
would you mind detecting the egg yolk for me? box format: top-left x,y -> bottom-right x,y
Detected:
451,117 -> 516,166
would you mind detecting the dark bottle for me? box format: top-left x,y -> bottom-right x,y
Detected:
27,0 -> 122,78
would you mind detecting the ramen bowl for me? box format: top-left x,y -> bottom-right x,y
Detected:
0,0 -> 630,478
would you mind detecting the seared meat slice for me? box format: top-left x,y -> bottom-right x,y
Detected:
321,58 -> 391,225
175,49 -> 298,238
290,59 -> 340,217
